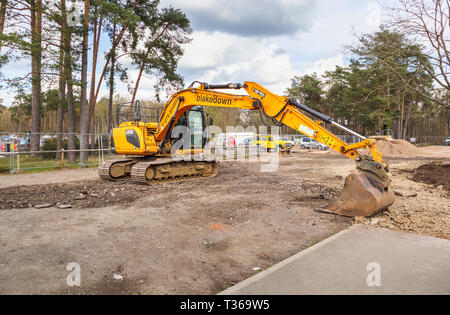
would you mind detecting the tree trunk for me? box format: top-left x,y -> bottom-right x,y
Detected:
130,23 -> 172,106
66,67 -> 76,162
79,0 -> 90,163
30,0 -> 42,154
0,0 -> 6,53
130,59 -> 146,106
62,0 -> 75,162
108,22 -> 116,132
86,1 -> 139,133
83,8 -> 102,154
56,17 -> 66,159
400,90 -> 405,139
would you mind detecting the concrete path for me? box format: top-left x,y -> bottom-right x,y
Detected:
220,225 -> 450,295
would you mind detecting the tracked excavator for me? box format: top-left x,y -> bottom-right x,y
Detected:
99,81 -> 395,217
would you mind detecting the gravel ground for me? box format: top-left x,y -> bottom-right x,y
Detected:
0,147 -> 448,294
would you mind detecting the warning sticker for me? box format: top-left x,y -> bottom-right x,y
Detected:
299,124 -> 314,137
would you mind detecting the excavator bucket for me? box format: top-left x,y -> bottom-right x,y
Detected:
316,171 -> 395,217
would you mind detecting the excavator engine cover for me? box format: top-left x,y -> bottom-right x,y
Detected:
318,171 -> 395,217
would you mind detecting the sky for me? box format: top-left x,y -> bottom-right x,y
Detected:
0,0 -> 384,107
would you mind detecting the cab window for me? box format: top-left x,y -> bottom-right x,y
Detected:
188,110 -> 204,149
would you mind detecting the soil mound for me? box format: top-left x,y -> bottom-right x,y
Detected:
412,163 -> 450,192
374,139 -> 423,157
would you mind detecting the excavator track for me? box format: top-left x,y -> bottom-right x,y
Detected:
131,158 -> 218,185
98,158 -> 138,181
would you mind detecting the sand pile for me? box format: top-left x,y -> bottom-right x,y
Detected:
373,139 -> 423,157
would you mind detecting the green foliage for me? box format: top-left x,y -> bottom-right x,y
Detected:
124,1 -> 193,100
286,74 -> 324,110
286,28 -> 436,138
41,136 -> 80,159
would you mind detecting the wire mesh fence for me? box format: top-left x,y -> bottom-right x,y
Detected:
0,132 -> 116,174
1,131 -> 447,174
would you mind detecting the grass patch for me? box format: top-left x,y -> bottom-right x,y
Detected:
0,155 -> 104,174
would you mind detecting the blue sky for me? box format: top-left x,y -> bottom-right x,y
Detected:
0,0 -> 384,107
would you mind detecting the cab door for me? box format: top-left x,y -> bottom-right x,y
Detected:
187,108 -> 206,149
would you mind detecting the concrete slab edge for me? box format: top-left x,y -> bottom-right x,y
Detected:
219,225 -> 360,295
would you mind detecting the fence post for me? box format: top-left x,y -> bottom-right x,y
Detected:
61,148 -> 65,169
99,133 -> 103,164
9,140 -> 16,174
98,133 -> 101,166
17,152 -> 20,173
79,135 -> 85,167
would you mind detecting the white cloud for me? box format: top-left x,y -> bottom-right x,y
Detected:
114,29 -> 348,100
175,31 -> 346,96
161,0 -> 318,37
177,31 -> 296,93
302,54 -> 345,76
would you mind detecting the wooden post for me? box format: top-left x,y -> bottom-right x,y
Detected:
16,153 -> 20,173
61,148 -> 65,168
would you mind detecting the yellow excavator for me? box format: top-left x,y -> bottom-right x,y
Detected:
99,81 -> 395,217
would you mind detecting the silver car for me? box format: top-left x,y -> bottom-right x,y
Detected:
299,137 -> 328,150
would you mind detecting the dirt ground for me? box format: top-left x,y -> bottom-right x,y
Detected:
412,163 -> 450,191
0,146 -> 449,294
0,168 -> 99,189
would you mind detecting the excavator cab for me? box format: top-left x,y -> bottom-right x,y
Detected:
172,106 -> 210,150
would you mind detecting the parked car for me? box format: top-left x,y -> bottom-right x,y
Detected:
252,135 -> 294,151
0,143 -> 18,152
299,137 -> 328,150
445,137 -> 450,146
281,137 -> 295,148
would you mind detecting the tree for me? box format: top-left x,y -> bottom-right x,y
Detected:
81,0 -> 139,157
285,74 -> 325,111
56,18 -> 66,159
61,0 -> 76,161
128,5 -> 192,104
79,0 -> 89,162
387,0 -> 449,108
30,0 -> 43,153
0,0 -> 192,148
350,28 -> 434,138
0,0 -> 6,53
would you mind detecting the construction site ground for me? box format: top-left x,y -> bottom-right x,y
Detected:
0,145 -> 448,294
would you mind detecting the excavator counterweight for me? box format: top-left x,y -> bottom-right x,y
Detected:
99,81 -> 395,217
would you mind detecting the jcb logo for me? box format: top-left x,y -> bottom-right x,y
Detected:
253,88 -> 266,99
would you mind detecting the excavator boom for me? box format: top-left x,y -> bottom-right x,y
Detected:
99,81 -> 395,217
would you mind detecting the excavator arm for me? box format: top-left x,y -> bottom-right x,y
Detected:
105,81 -> 395,217
153,82 -> 389,179
155,82 -> 380,160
